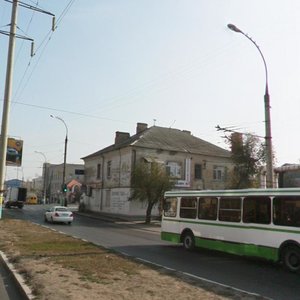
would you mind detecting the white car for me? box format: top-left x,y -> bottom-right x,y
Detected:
44,206 -> 73,224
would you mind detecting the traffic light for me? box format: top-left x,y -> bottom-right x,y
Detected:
62,184 -> 67,193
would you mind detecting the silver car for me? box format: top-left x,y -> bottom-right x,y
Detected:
44,206 -> 73,224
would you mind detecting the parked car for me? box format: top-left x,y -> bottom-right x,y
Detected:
44,206 -> 73,224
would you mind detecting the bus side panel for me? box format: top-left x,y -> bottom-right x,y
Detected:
194,236 -> 278,261
178,220 -> 280,261
161,231 -> 181,243
161,218 -> 181,244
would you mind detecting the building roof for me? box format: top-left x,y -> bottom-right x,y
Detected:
82,125 -> 231,160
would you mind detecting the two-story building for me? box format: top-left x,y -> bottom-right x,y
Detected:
82,122 -> 233,216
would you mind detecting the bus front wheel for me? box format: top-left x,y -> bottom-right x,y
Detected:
182,232 -> 195,251
282,245 -> 300,272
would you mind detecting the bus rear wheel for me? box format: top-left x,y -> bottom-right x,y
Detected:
183,232 -> 195,251
283,246 -> 300,272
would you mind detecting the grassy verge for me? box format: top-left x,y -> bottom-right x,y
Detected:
0,218 -> 237,300
0,219 -> 142,281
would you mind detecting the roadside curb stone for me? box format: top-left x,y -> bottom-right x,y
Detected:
0,251 -> 34,300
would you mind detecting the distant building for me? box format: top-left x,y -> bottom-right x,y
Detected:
42,163 -> 84,202
82,122 -> 234,216
5,179 -> 24,189
275,164 -> 300,187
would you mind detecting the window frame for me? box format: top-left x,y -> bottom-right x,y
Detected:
273,196 -> 300,227
213,166 -> 225,181
243,196 -> 271,224
107,161 -> 111,179
166,161 -> 182,179
96,163 -> 101,179
179,197 -> 197,219
198,197 -> 218,220
218,197 -> 241,222
194,164 -> 202,180
163,197 -> 178,218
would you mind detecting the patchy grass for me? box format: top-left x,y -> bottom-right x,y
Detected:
0,218 -> 234,300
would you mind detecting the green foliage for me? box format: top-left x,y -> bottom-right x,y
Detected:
226,133 -> 265,189
130,162 -> 174,223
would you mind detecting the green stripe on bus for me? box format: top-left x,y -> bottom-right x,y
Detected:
161,231 -> 278,261
161,231 -> 181,243
195,236 -> 278,261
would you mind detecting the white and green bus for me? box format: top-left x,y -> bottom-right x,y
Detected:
161,188 -> 300,272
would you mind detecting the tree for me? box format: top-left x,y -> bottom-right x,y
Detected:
130,161 -> 174,224
226,132 -> 265,189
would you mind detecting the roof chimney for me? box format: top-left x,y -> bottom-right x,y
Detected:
115,131 -> 130,145
231,132 -> 243,153
182,130 -> 191,135
136,122 -> 148,134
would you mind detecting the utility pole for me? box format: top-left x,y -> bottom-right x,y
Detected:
0,1 -> 55,218
0,0 -> 19,218
227,23 -> 274,188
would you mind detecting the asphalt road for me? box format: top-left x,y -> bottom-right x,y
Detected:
3,205 -> 300,300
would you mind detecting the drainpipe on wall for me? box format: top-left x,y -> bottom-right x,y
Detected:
100,155 -> 105,211
119,149 -> 122,188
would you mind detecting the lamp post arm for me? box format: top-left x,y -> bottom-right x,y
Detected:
227,24 -> 268,92
241,33 -> 269,95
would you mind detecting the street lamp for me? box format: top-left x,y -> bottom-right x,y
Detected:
227,23 -> 274,188
50,115 -> 68,205
35,151 -> 47,204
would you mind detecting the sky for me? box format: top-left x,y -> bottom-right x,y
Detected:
0,0 -> 300,181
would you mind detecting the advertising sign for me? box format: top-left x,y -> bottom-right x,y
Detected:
6,138 -> 23,167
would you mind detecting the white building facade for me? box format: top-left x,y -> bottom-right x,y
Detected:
82,123 -> 233,216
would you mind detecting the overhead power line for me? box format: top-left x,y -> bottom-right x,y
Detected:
3,98 -> 133,124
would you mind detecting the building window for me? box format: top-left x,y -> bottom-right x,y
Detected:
166,162 -> 182,179
96,163 -> 101,179
195,164 -> 202,179
75,169 -> 84,175
213,166 -> 225,181
107,161 -> 111,179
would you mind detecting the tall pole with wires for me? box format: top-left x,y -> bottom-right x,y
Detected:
0,0 -> 19,219
0,1 -> 55,219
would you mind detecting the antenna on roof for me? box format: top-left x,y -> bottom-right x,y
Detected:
169,120 -> 176,128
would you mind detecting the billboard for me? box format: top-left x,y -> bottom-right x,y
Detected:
6,138 -> 23,167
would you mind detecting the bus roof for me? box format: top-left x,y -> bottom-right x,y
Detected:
164,188 -> 300,198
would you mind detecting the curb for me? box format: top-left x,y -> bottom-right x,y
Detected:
74,211 -> 161,232
0,251 -> 34,300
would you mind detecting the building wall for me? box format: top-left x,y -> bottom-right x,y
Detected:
83,146 -> 232,216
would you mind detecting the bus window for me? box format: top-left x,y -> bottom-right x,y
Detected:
163,197 -> 177,217
219,197 -> 241,222
180,197 -> 197,219
243,197 -> 271,224
198,197 -> 217,220
273,196 -> 300,227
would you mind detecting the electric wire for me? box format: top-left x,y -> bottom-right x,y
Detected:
12,0 -> 76,101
